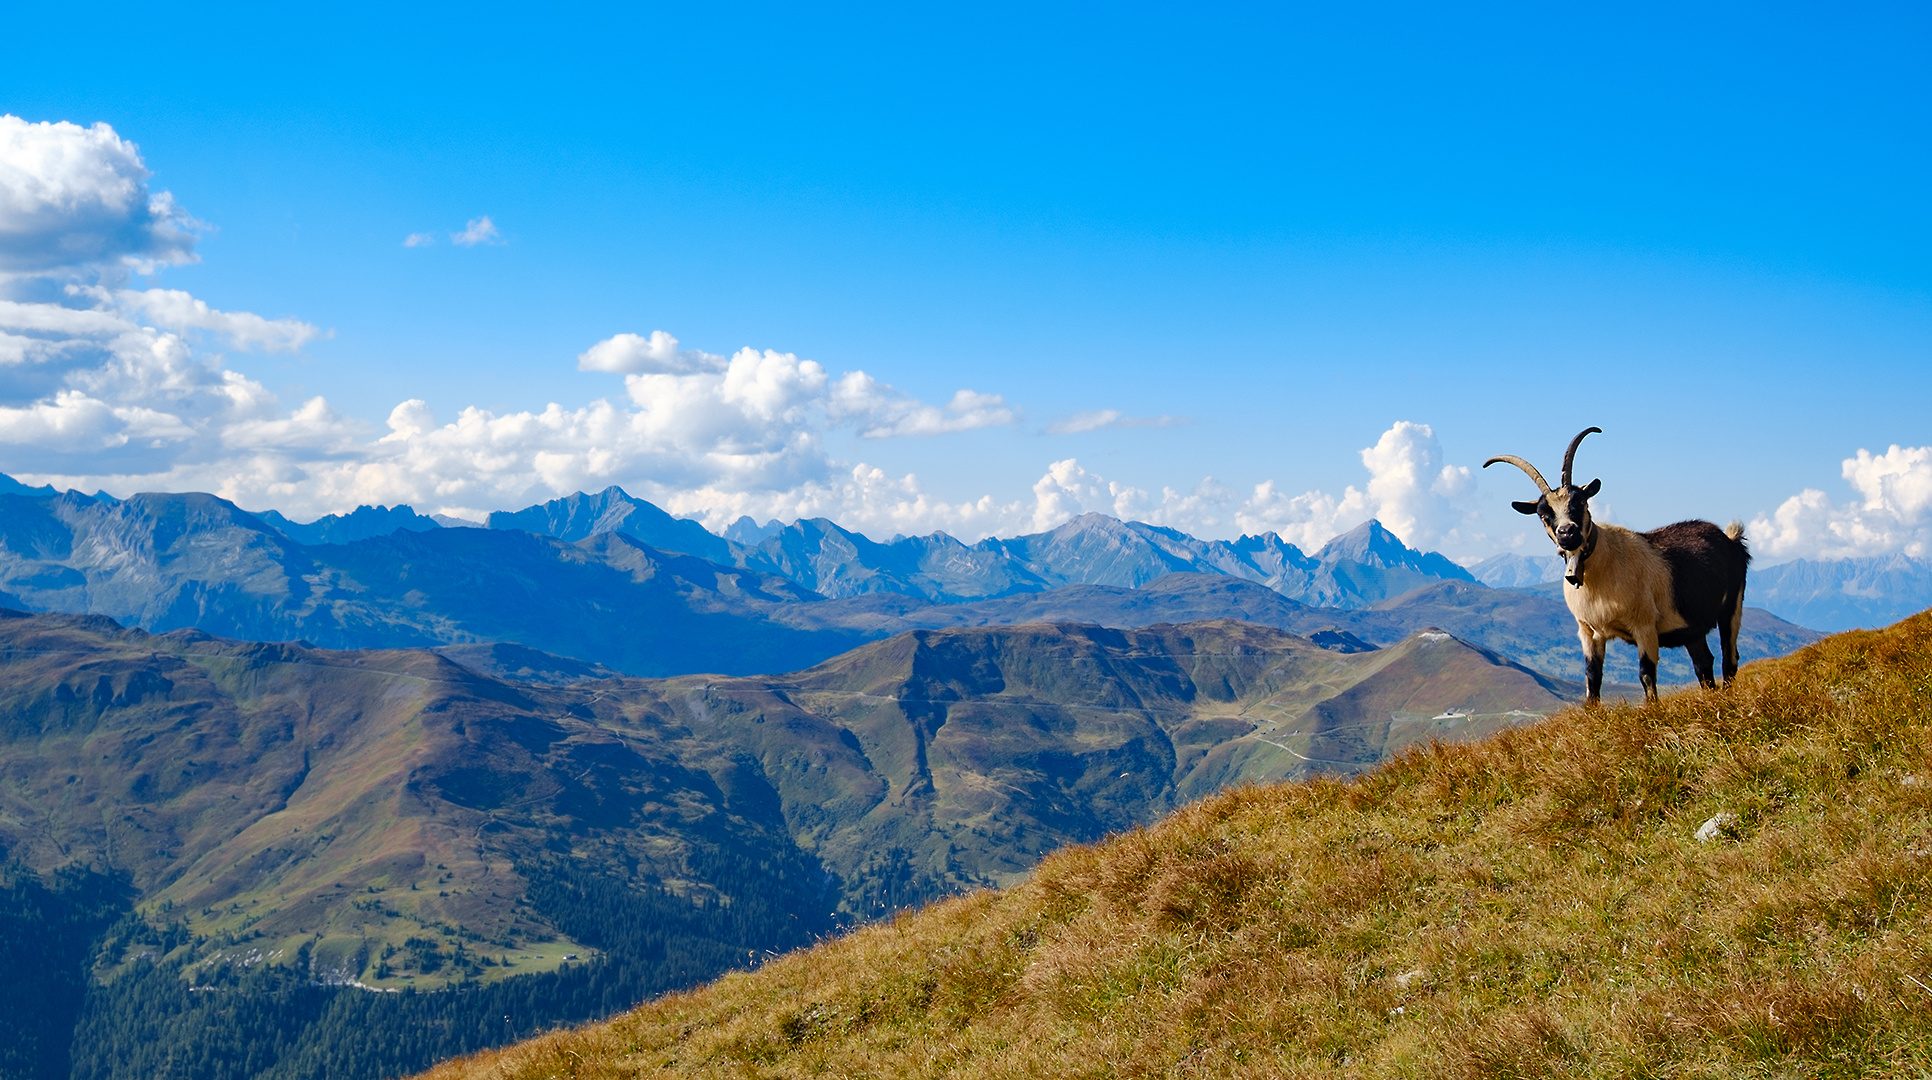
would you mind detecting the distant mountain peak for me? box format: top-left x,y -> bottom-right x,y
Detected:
1317,519 -> 1405,565
1314,519 -> 1475,583
0,473 -> 59,498
724,515 -> 783,546
486,486 -> 734,562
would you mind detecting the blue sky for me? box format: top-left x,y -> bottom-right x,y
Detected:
1,2 -> 1927,561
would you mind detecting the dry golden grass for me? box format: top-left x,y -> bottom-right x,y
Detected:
419,612 -> 1932,1079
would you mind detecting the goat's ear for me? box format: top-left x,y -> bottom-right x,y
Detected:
1511,500 -> 1542,515
1579,478 -> 1602,499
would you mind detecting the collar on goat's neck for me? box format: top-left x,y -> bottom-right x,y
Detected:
1563,522 -> 1598,587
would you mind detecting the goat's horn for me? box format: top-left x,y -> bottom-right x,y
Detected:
1561,427 -> 1602,488
1482,455 -> 1552,495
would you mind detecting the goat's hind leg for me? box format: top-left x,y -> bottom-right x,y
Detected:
1685,633 -> 1717,690
1720,595 -> 1744,685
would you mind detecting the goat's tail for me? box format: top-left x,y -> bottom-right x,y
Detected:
1724,519 -> 1746,542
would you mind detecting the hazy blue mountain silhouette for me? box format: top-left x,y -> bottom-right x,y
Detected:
724,514 -> 785,545
1749,554 -> 1932,631
740,517 -> 1048,601
1466,551 -> 1563,588
478,492 -> 1468,609
0,473 -> 58,498
254,503 -> 443,545
0,488 -> 861,676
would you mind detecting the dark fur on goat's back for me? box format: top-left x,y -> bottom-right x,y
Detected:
1644,520 -> 1750,646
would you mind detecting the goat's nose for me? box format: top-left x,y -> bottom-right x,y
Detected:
1556,525 -> 1582,548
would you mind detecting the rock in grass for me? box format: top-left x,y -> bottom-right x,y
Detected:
1694,812 -> 1735,842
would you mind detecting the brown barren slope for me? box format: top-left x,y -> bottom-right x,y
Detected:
421,610 -> 1932,1079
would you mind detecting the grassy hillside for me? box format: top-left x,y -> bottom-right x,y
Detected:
422,611 -> 1932,1079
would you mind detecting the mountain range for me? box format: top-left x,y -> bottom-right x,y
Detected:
0,484 -> 1459,627
236,484 -> 1925,631
6,477 -> 1914,637
476,486 -> 1477,607
0,482 -> 1823,689
1747,553 -> 1932,631
0,489 -> 865,677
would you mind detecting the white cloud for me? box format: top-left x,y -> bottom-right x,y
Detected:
1358,420 -> 1476,546
1229,421 -> 1477,550
0,390 -> 172,450
0,122 -> 1476,549
221,395 -> 359,451
2,265 -> 1493,553
450,216 -> 502,246
1019,456 -> 1363,548
108,288 -> 321,352
1044,409 -> 1184,435
1028,458 -> 1149,531
1047,409 -> 1121,434
1750,443 -> 1932,561
830,374 -> 1015,437
643,462 -> 1019,542
0,318 -> 1028,525
0,116 -> 199,278
0,122 -> 1010,529
403,232 -> 435,247
2,322 -> 1496,555
577,330 -> 719,375
0,295 -> 347,479
1011,421 -> 1482,552
0,298 -> 128,337
1233,479 -> 1375,550
0,120 -> 347,485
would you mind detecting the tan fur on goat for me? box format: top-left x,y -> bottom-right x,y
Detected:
1561,522 -> 1685,695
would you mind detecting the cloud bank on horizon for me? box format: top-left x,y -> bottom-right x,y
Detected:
0,114 -> 1926,563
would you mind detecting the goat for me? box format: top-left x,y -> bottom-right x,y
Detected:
1484,427 -> 1750,704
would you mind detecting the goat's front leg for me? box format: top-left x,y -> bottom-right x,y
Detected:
1633,626 -> 1661,703
1577,622 -> 1606,704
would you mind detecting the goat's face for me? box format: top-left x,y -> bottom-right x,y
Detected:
1515,481 -> 1602,582
1482,426 -> 1604,585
